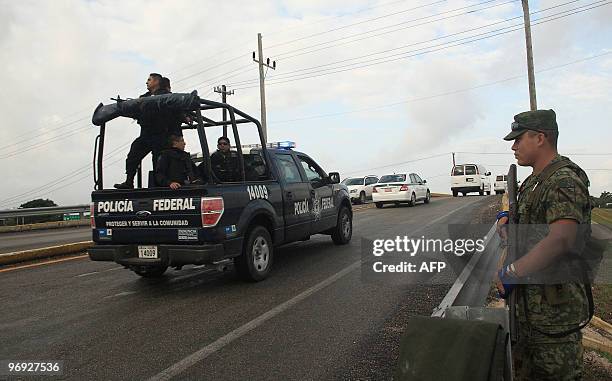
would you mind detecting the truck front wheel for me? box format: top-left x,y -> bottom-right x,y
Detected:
236,226 -> 273,282
331,206 -> 352,245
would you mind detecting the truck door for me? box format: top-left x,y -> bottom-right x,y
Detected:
273,152 -> 313,242
295,154 -> 335,233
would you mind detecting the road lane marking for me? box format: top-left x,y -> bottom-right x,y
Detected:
75,266 -> 121,278
147,260 -> 361,381
76,271 -> 99,277
104,291 -> 138,299
0,254 -> 88,273
147,196 -> 483,380
102,267 -> 123,272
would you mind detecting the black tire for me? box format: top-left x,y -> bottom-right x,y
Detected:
359,191 -> 366,204
486,191 -> 491,195
132,264 -> 168,278
236,225 -> 273,281
332,206 -> 352,245
408,193 -> 416,207
452,190 -> 458,197
424,190 -> 431,204
375,202 -> 384,209
479,186 -> 484,196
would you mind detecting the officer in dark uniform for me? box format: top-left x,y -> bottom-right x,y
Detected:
115,73 -> 175,189
155,135 -> 199,189
210,136 -> 238,182
159,76 -> 185,138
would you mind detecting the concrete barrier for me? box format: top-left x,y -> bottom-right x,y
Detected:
0,220 -> 89,234
0,241 -> 93,266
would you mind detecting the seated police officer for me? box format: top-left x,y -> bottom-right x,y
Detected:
210,136 -> 238,182
155,135 -> 199,189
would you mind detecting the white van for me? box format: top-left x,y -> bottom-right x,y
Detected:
494,174 -> 508,194
450,164 -> 491,197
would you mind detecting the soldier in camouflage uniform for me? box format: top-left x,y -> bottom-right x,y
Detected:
496,109 -> 591,381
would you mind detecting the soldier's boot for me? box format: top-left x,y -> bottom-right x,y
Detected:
114,175 -> 134,189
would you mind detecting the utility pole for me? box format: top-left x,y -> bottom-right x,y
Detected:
452,152 -> 456,167
253,33 -> 276,143
214,85 -> 234,137
521,0 -> 537,110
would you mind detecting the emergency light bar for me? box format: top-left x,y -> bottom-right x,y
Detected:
237,141 -> 296,150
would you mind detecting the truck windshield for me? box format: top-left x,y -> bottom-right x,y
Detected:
343,178 -> 364,186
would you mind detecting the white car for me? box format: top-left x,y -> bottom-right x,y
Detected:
450,164 -> 491,197
342,175 -> 379,204
494,174 -> 507,194
372,173 -> 431,208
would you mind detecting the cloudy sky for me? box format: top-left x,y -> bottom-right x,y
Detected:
0,0 -> 610,208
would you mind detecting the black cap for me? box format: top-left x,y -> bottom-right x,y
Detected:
503,109 -> 558,141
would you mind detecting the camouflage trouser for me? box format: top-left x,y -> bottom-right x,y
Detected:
512,284 -> 586,381
512,332 -> 583,381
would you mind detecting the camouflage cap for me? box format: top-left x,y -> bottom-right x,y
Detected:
503,109 -> 558,141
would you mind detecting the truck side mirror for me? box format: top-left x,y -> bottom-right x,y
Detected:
422,179 -> 427,184
486,172 -> 491,176
328,172 -> 340,184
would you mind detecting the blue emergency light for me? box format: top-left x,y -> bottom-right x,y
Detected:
277,141 -> 296,149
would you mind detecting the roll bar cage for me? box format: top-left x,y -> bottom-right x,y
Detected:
93,97 -> 268,190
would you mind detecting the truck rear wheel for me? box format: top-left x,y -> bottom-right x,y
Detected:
331,206 -> 352,245
236,226 -> 273,282
132,264 -> 168,278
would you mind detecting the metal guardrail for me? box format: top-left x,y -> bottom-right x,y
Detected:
0,205 -> 90,219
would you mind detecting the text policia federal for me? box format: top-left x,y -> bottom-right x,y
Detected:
370,236 -> 486,274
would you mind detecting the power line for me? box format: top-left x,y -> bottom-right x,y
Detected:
0,125 -> 94,160
342,153 -> 450,176
231,1 -> 603,87
274,0 -> 517,60
267,0 -> 449,50
267,51 -> 611,124
229,0 -> 523,87
0,142 -> 130,207
268,0 -> 581,81
232,2 -> 610,90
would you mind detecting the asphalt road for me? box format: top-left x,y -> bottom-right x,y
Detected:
0,195 -> 496,381
0,226 -> 91,254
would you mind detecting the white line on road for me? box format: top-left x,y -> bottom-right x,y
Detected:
147,197 -> 483,381
102,266 -> 123,272
104,291 -> 138,299
75,266 -> 122,277
75,271 -> 99,277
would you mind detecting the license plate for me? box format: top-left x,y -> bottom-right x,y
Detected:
138,245 -> 158,259
385,188 -> 393,192
466,178 -> 474,182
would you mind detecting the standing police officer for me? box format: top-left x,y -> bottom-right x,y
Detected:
115,73 -> 173,189
496,109 -> 591,380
